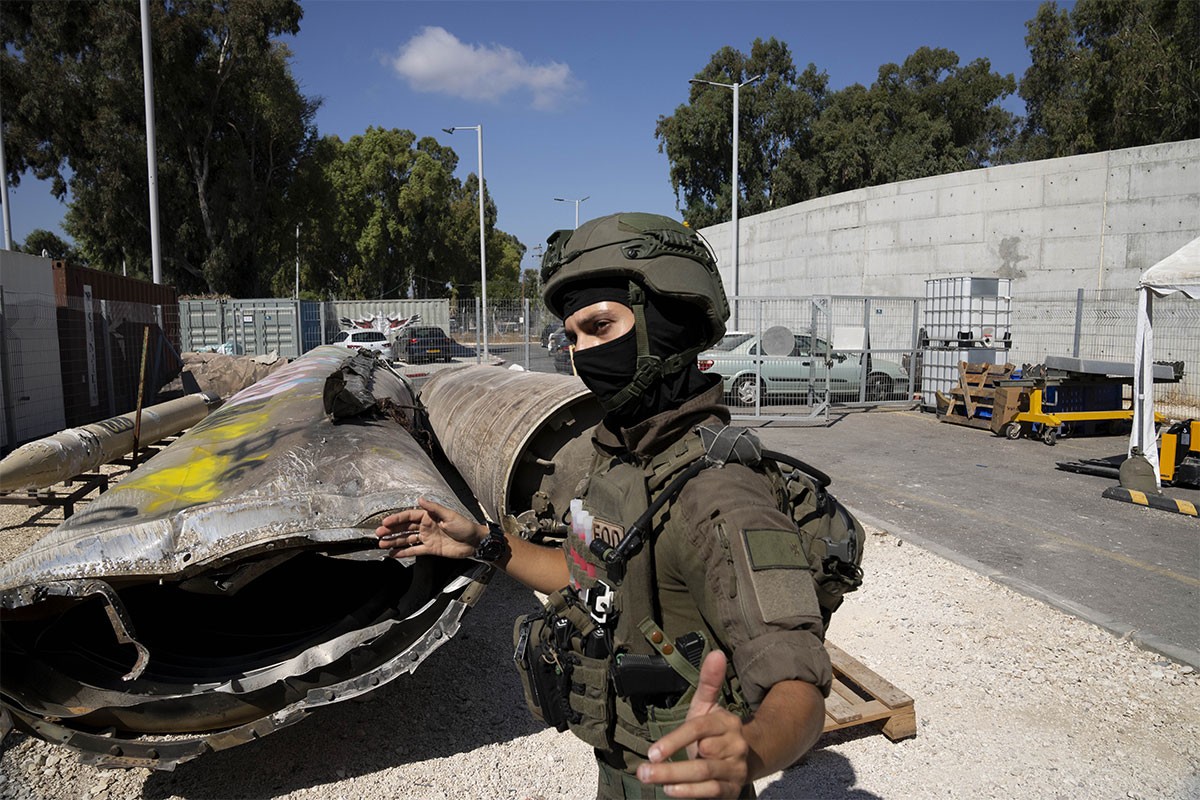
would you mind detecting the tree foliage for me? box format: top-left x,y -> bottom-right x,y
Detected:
658,2 -> 1197,225
19,229 -> 82,263
1,0 -> 316,295
1014,0 -> 1199,160
278,128 -> 521,301
2,0 -> 526,300
656,40 -> 1016,228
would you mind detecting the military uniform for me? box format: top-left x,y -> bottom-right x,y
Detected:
555,384 -> 832,799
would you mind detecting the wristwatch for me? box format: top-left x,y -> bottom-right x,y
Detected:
474,521 -> 509,562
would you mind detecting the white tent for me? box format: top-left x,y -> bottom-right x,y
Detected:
1129,236 -> 1200,486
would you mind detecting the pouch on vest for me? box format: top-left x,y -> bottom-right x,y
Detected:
512,611 -> 571,731
512,588 -> 615,748
782,468 -> 865,627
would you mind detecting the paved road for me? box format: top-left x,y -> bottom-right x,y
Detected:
753,408 -> 1199,668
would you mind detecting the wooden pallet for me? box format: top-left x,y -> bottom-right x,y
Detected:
821,641 -> 916,740
936,361 -> 1016,430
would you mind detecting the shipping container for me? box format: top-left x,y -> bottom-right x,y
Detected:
51,262 -> 182,427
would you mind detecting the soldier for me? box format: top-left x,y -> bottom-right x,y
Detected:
377,212 -> 831,799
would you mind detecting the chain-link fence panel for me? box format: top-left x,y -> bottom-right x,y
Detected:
719,296 -> 919,419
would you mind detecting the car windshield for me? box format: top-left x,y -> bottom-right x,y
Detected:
333,331 -> 349,343
710,333 -> 754,351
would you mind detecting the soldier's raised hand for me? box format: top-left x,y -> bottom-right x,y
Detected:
375,496 -> 482,560
637,649 -> 750,798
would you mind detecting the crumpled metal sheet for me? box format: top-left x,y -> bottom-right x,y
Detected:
0,346 -> 487,769
0,347 -> 468,594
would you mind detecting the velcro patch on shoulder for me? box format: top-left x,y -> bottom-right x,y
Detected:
743,529 -> 808,571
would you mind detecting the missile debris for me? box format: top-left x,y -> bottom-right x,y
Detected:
0,392 -> 220,492
0,346 -> 487,769
419,365 -> 602,532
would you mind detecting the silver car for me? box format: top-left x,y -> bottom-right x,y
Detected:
697,330 -> 909,406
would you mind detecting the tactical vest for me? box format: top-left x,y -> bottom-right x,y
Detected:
512,424 -> 864,773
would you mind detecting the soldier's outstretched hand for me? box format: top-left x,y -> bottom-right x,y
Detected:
637,650 -> 751,798
375,496 -> 481,561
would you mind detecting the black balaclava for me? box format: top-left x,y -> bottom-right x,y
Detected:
562,279 -> 716,429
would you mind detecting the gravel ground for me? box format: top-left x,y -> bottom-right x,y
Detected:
1,474 -> 1197,800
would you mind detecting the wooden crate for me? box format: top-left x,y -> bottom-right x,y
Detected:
822,641 -> 917,741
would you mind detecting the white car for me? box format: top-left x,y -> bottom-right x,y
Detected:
697,330 -> 909,405
332,329 -> 392,357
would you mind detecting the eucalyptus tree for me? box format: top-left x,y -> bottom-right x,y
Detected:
1,0 -> 316,295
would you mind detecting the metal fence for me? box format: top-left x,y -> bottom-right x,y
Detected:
1009,288 -> 1198,415
173,289 -> 1199,419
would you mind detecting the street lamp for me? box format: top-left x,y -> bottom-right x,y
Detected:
688,73 -> 763,328
553,195 -> 590,228
443,125 -> 488,360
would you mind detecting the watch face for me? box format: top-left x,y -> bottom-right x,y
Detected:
479,538 -> 505,561
477,525 -> 507,561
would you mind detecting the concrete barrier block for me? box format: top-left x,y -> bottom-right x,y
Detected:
1106,196 -> 1200,235
1125,230 -> 1200,274
1041,204 -> 1105,238
983,175 -> 1044,209
936,185 -> 988,215
866,190 -> 938,224
1044,167 -> 1108,206
806,201 -> 862,232
1128,159 -> 1200,199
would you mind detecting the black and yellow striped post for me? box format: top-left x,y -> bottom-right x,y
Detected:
1102,486 -> 1199,517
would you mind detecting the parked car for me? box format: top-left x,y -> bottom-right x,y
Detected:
552,337 -> 574,374
697,330 -> 908,406
332,329 -> 391,357
394,326 -> 477,364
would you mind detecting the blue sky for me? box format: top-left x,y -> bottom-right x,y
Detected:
6,0 -> 1051,276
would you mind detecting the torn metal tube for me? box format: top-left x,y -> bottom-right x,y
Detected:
0,346 -> 486,769
0,392 -> 220,492
418,365 -> 602,529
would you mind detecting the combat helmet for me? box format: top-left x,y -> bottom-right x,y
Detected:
540,212 -> 730,413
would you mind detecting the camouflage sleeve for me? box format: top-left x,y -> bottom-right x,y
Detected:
668,464 -> 833,706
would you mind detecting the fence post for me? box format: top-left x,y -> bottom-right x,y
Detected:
523,297 -> 530,369
910,298 -> 920,399
475,297 -> 482,365
1072,288 -> 1084,358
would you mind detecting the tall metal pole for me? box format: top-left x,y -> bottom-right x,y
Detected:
444,125 -> 488,360
731,81 -> 740,327
476,125 -> 487,360
139,0 -> 163,284
0,98 -> 13,250
295,223 -> 300,300
688,74 -> 763,330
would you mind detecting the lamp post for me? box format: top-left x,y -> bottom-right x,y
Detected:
688,73 -> 763,328
553,195 -> 590,228
443,125 -> 488,359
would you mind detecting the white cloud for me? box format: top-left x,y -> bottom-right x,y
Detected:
390,27 -> 577,111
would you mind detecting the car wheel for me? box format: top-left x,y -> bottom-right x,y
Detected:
732,375 -> 764,407
866,373 -> 894,401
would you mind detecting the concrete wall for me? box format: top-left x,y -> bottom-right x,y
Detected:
701,139 -> 1200,298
